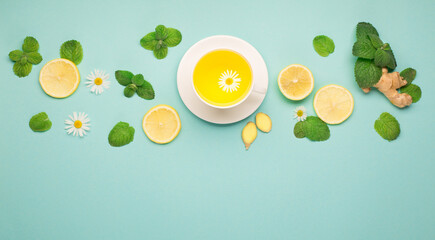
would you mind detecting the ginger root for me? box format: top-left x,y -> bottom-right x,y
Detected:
242,121 -> 257,150
255,112 -> 272,133
361,68 -> 412,108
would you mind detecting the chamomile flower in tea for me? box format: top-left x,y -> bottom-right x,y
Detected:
218,70 -> 241,93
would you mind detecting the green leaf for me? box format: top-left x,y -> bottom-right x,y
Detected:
155,25 -> 168,40
302,116 -> 330,141
29,112 -> 52,132
108,122 -> 135,147
312,35 -> 335,57
385,50 -> 397,70
140,32 -> 158,50
381,43 -> 391,51
293,121 -> 305,138
9,50 -> 23,62
13,61 -> 32,77
154,47 -> 168,59
400,84 -> 421,103
60,40 -> 83,65
374,112 -> 400,141
356,22 -> 379,41
368,34 -> 383,48
352,39 -> 376,59
400,68 -> 417,85
374,49 -> 391,67
115,70 -> 134,86
124,86 -> 136,98
22,36 -> 39,52
354,58 -> 382,88
136,80 -> 155,100
164,28 -> 182,47
131,74 -> 145,86
26,52 -> 43,65
20,56 -> 28,64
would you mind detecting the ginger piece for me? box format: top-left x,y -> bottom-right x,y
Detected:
362,68 -> 412,108
242,121 -> 257,150
255,112 -> 272,133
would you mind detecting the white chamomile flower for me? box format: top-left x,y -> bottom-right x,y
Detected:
218,70 -> 241,93
86,69 -> 110,95
294,106 -> 307,122
65,112 -> 90,137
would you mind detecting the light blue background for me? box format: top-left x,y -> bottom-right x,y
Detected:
1,0 -> 434,239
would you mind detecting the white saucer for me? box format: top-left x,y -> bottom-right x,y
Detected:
177,35 -> 268,124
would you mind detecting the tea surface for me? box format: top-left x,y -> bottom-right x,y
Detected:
193,50 -> 252,107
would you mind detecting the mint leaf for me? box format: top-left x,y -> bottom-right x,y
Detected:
385,50 -> 397,70
164,28 -> 182,47
22,36 -> 39,53
29,112 -> 52,132
108,122 -> 135,147
356,22 -> 379,41
140,32 -> 157,50
374,49 -> 391,67
352,39 -> 376,59
131,74 -> 145,86
313,35 -> 335,57
154,47 -> 168,59
400,68 -> 417,85
368,34 -> 383,48
13,62 -> 32,77
374,112 -> 400,141
155,25 -> 168,40
115,70 -> 134,86
303,116 -> 330,141
124,86 -> 136,98
354,58 -> 382,88
20,56 -> 28,65
136,80 -> 155,100
400,84 -> 421,103
26,52 -> 43,64
293,121 -> 305,138
9,50 -> 23,62
60,40 -> 83,65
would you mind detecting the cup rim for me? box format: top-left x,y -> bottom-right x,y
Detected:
191,48 -> 254,110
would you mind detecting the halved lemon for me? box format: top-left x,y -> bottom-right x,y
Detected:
142,104 -> 181,144
39,58 -> 80,98
278,64 -> 314,100
313,84 -> 354,124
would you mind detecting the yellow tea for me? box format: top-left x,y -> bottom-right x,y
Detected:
193,50 -> 252,107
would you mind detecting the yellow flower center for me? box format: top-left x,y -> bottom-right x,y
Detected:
74,120 -> 82,128
94,77 -> 103,85
225,78 -> 233,85
297,110 -> 304,117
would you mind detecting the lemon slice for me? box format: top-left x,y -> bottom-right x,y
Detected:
39,58 -> 80,98
278,64 -> 314,100
313,84 -> 354,124
142,104 -> 181,144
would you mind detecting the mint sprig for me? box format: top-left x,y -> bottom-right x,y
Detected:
29,112 -> 52,132
8,36 -> 43,78
352,22 -> 397,71
313,35 -> 335,57
374,112 -> 400,141
115,70 -> 155,100
293,116 -> 330,141
108,122 -> 135,147
60,40 -> 83,65
140,25 -> 182,60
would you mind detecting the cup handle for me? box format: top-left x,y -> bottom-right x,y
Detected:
252,84 -> 267,96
